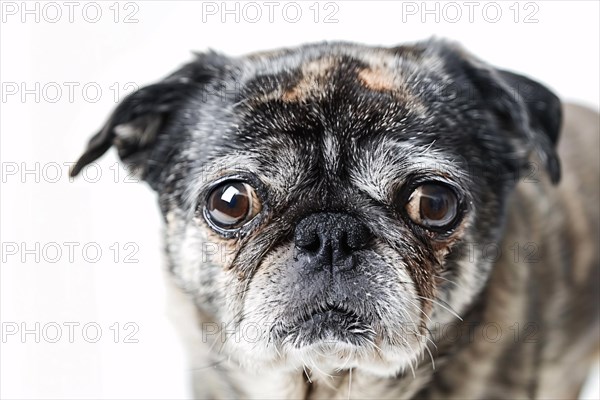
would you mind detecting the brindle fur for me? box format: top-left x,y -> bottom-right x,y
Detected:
72,39 -> 599,399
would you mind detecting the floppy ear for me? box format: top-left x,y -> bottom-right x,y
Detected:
495,69 -> 562,183
70,52 -> 226,188
458,53 -> 562,184
70,82 -> 197,180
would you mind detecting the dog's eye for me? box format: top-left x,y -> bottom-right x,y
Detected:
405,183 -> 458,229
205,181 -> 260,229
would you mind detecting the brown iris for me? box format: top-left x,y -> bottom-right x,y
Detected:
206,181 -> 260,229
405,183 -> 458,229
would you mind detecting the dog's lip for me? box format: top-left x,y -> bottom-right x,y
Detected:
303,303 -> 359,322
275,301 -> 376,347
292,301 -> 373,331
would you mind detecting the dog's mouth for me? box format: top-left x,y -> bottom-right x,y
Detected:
278,302 -> 376,347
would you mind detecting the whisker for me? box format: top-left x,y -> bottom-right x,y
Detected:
435,274 -> 465,290
403,298 -> 432,323
416,296 -> 463,321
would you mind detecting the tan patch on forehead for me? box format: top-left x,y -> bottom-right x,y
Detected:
358,66 -> 398,92
254,51 -> 427,116
356,63 -> 427,116
281,57 -> 335,102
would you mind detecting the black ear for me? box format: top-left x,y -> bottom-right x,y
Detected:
70,52 -> 226,187
495,69 -> 562,184
457,52 -> 562,184
70,82 -> 196,178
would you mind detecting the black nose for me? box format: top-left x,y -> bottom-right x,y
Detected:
294,212 -> 371,272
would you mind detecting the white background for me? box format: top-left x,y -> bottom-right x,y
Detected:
1,1 -> 599,398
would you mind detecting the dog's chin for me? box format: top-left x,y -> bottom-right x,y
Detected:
262,337 -> 421,379
280,304 -> 376,348
226,306 -> 423,378
227,328 -> 422,378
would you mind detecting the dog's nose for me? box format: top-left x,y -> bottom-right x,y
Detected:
294,213 -> 371,272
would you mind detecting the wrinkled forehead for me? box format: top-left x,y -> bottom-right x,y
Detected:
233,43 -> 447,114
190,44 -> 475,205
224,43 -> 469,146
228,46 -> 423,147
204,46 -> 469,192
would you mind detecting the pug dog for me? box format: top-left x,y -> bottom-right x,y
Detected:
71,39 -> 599,399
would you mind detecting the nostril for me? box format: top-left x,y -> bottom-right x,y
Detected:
300,236 -> 321,253
295,224 -> 321,253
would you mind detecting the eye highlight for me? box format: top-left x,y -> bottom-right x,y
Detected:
405,183 -> 459,230
205,181 -> 261,230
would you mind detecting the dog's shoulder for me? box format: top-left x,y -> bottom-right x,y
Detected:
485,102 -> 600,397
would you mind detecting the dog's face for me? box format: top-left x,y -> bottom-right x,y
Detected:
73,40 -> 561,376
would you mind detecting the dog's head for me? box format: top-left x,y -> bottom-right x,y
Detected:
72,39 -> 561,376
